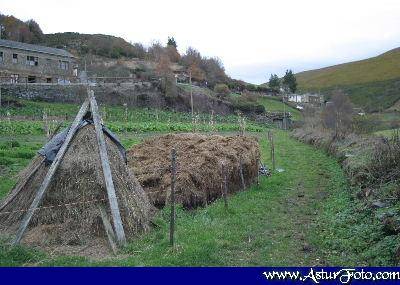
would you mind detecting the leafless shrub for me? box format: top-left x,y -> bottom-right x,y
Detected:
302,105 -> 321,130
156,54 -> 177,99
370,131 -> 400,185
321,90 -> 354,135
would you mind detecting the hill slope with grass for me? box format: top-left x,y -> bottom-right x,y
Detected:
296,48 -> 400,112
257,97 -> 302,120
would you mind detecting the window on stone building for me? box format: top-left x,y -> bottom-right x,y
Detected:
59,60 -> 69,70
11,74 -> 19,83
27,75 -> 36,83
26,55 -> 38,66
0,51 -> 3,62
12,53 -> 18,63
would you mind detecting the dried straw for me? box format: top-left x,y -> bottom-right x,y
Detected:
128,133 -> 260,208
0,125 -> 153,250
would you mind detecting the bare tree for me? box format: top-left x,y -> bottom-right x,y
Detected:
303,105 -> 321,130
147,41 -> 165,61
156,54 -> 177,99
321,90 -> 354,135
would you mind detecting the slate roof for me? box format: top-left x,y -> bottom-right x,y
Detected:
0,39 -> 75,58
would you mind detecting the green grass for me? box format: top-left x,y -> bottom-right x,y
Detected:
257,97 -> 302,120
229,92 -> 241,98
0,137 -> 45,199
375,128 -> 400,138
313,174 -> 400,266
177,83 -> 216,98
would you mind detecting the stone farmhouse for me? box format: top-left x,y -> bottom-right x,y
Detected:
0,39 -> 77,84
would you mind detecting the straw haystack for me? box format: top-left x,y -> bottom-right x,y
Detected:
128,133 -> 260,208
0,93 -> 152,254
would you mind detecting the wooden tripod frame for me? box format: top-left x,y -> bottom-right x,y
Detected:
11,89 -> 126,251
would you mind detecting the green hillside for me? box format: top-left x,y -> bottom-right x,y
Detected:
296,48 -> 400,112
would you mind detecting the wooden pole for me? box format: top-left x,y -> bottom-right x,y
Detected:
222,163 -> 228,209
256,158 -> 260,186
283,95 -> 287,130
189,71 -> 193,117
43,109 -> 49,139
98,205 -> 117,254
268,130 -> 271,153
123,103 -> 128,134
271,133 -> 276,171
0,26 -> 3,107
170,148 -> 177,247
12,100 -> 89,245
239,157 -> 245,191
124,103 -> 128,123
89,90 -> 126,245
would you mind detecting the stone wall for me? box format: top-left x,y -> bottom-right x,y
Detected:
1,81 -> 235,115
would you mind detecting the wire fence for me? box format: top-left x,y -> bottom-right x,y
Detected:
0,198 -> 109,217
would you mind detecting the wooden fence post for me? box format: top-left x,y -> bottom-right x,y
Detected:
124,103 -> 128,122
43,109 -> 49,139
123,103 -> 128,133
271,133 -> 275,171
268,131 -> 276,171
103,106 -> 107,121
256,158 -> 260,186
239,157 -> 245,191
170,148 -> 177,247
222,163 -> 228,210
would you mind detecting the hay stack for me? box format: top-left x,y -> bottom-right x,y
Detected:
0,125 -> 153,250
128,133 -> 260,208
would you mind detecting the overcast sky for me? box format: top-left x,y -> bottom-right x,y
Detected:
2,0 -> 400,83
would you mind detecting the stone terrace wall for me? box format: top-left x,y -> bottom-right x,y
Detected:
1,82 -> 234,115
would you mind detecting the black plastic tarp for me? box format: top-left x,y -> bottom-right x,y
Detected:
38,119 -> 127,164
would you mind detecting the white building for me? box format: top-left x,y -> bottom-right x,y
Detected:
288,93 -> 324,105
288,94 -> 304,103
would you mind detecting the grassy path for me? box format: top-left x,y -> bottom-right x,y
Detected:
1,130 -> 351,266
